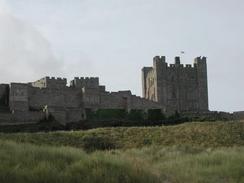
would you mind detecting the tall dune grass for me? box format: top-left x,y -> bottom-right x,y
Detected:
121,145 -> 244,183
0,121 -> 243,150
0,140 -> 244,183
0,140 -> 159,183
0,121 -> 244,182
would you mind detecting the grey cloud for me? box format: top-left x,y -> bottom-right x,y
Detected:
0,11 -> 65,83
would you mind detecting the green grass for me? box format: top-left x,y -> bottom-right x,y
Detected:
123,145 -> 244,183
0,140 -> 244,183
0,121 -> 243,150
0,140 -> 159,183
0,121 -> 244,182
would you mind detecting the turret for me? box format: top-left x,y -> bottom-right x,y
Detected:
194,57 -> 209,111
175,56 -> 180,65
153,56 -> 166,70
152,56 -> 167,110
141,67 -> 153,98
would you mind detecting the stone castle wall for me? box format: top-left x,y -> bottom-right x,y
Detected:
0,84 -> 8,106
70,77 -> 99,89
31,77 -> 67,89
0,55 -> 209,124
9,83 -> 29,112
98,91 -> 161,111
1,76 -> 162,124
142,56 -> 209,114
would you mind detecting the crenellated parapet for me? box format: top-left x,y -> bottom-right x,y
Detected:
194,56 -> 207,63
148,56 -> 208,70
70,77 -> 99,89
31,76 -> 67,89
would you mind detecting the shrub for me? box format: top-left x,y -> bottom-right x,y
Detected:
147,109 -> 165,123
85,109 -> 96,120
164,111 -> 189,125
82,135 -> 117,152
36,114 -> 64,132
95,109 -> 127,120
127,110 -> 144,121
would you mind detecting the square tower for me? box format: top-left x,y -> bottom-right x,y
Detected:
142,56 -> 209,114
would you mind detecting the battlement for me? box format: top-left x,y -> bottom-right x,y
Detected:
46,76 -> 67,82
142,67 -> 153,72
185,64 -> 192,68
31,77 -> 67,89
151,56 -> 207,69
153,56 -> 166,63
70,77 -> 99,89
73,77 -> 99,81
175,56 -> 180,64
194,56 -> 207,64
99,85 -> 106,92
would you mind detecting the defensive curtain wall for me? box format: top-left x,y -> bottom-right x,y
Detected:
1,55 -> 237,125
0,76 -> 161,124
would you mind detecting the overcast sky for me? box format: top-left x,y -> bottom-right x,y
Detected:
0,0 -> 243,112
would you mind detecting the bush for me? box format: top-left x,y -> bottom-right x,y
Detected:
38,114 -> 65,132
93,109 -> 127,120
147,109 -> 165,123
85,109 -> 96,120
127,110 -> 144,121
82,135 -> 117,152
164,111 -> 189,125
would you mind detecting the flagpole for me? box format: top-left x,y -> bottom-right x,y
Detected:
180,51 -> 185,63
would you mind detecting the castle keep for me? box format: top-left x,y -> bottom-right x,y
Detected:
142,56 -> 209,114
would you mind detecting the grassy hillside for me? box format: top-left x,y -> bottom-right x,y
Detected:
0,140 -> 244,183
0,140 -> 158,183
0,121 -> 243,151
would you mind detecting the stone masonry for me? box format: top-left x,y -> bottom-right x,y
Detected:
0,76 -> 161,124
142,56 -> 209,114
0,55 -> 210,125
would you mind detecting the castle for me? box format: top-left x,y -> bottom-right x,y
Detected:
142,56 -> 209,114
0,55 -> 209,125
